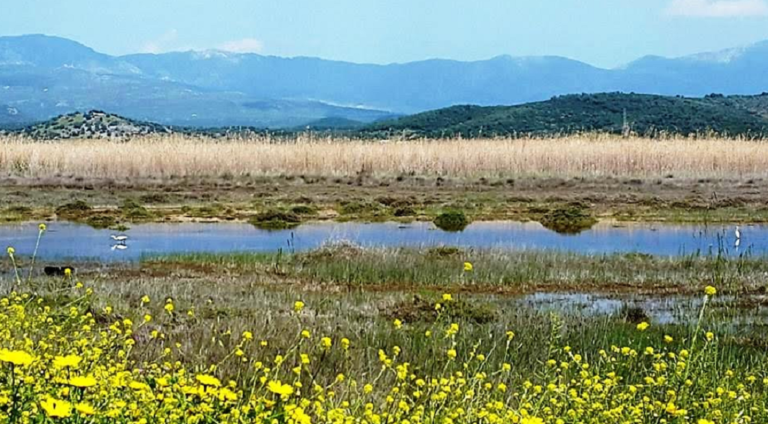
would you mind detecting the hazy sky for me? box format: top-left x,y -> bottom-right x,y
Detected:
3,0 -> 768,67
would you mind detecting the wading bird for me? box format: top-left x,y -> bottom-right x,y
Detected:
734,226 -> 741,248
110,234 -> 128,244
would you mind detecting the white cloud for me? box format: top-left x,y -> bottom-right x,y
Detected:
140,29 -> 180,54
217,38 -> 264,54
666,0 -> 768,17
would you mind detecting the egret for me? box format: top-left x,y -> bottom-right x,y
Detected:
110,234 -> 128,244
734,226 -> 741,248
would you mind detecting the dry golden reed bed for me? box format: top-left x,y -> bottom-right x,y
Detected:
2,133 -> 768,179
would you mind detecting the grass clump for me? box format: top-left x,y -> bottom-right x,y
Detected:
121,198 -> 153,221
382,295 -> 496,324
427,246 -> 463,258
433,210 -> 469,232
539,204 -> 597,234
338,201 -> 383,216
393,206 -> 416,217
84,214 -> 118,229
138,193 -> 170,204
181,203 -> 226,219
289,205 -> 317,215
0,205 -> 33,222
249,210 -> 302,230
618,304 -> 651,324
54,200 -> 92,219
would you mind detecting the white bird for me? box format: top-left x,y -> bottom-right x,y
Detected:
111,244 -> 128,251
734,226 -> 741,248
110,234 -> 128,244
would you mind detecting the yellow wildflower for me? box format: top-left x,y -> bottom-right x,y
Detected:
40,397 -> 72,418
68,376 -> 97,388
53,354 -> 82,369
75,402 -> 95,416
294,300 -> 305,312
321,337 -> 332,349
0,349 -> 33,367
196,374 -> 222,387
268,380 -> 295,396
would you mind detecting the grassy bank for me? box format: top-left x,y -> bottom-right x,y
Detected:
5,175 -> 768,228
142,245 -> 768,294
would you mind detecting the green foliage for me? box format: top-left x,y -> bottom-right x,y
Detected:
249,210 -> 302,230
366,93 -> 768,138
338,201 -> 383,216
289,205 -> 317,215
393,206 -> 416,217
54,200 -> 92,219
85,214 -> 118,230
433,211 -> 469,232
539,205 -> 598,234
120,198 -> 153,221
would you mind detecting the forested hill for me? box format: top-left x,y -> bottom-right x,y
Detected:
364,93 -> 768,138
8,93 -> 768,140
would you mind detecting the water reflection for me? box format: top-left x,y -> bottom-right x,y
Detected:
0,220 -> 759,261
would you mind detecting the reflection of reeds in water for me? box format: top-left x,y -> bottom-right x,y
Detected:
4,133 -> 768,179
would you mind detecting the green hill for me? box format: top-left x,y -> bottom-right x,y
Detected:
20,110 -> 173,140
12,93 -> 768,140
364,93 -> 768,138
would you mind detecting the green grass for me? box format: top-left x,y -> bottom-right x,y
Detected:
143,245 -> 768,293
4,271 -> 768,390
3,238 -> 768,396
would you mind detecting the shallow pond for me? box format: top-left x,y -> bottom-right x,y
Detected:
0,220 -> 756,261
516,292 -> 768,327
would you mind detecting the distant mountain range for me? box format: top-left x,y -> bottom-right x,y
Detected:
2,34 -> 768,127
9,93 -> 768,139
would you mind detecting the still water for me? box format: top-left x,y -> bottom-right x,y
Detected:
0,220 -> 755,261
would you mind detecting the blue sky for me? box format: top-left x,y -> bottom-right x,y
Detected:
3,0 -> 768,68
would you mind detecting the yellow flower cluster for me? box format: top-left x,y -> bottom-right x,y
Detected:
0,274 -> 764,423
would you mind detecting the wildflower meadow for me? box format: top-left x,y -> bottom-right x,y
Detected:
1,228 -> 767,423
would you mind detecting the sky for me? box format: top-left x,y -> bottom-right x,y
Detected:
3,0 -> 768,68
